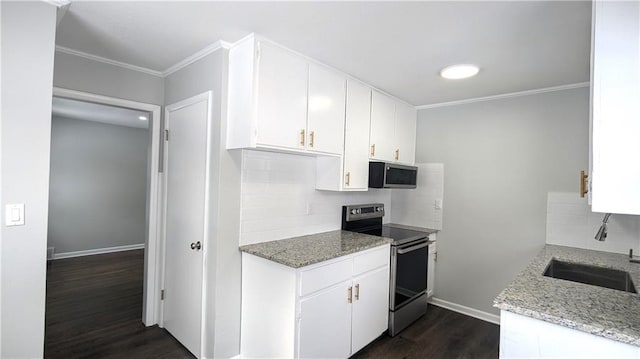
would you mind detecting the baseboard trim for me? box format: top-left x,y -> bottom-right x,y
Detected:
429,297 -> 500,325
52,243 -> 145,260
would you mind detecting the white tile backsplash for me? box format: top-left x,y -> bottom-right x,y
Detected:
390,163 -> 444,230
546,192 -> 640,254
239,150 -> 391,245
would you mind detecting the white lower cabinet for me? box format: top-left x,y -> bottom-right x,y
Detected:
351,267 -> 390,353
427,239 -> 436,298
298,280 -> 352,358
241,245 -> 390,358
500,310 -> 640,358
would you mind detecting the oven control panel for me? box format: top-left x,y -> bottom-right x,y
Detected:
343,203 -> 385,222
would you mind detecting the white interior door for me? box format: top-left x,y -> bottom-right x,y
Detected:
162,92 -> 211,358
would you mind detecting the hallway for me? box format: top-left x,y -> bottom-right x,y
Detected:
44,250 -> 193,358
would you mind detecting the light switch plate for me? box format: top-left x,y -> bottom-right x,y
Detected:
435,199 -> 443,210
5,204 -> 25,226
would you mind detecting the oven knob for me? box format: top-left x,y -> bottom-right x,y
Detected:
351,209 -> 359,215
376,207 -> 383,212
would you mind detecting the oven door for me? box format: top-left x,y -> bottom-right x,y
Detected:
390,239 -> 429,310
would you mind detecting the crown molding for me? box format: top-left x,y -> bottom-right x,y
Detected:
55,46 -> 164,77
42,0 -> 71,7
162,40 -> 231,77
55,40 -> 232,78
415,82 -> 590,110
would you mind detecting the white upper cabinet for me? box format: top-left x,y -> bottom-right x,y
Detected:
370,91 -> 416,164
394,100 -> 417,165
227,35 -> 343,155
316,79 -> 371,191
590,1 -> 640,215
343,80 -> 372,190
307,63 -> 346,155
255,42 -> 309,151
370,91 -> 397,162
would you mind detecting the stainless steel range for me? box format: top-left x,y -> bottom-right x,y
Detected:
342,203 -> 431,336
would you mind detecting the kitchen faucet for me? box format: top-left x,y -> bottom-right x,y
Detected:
594,213 -> 612,241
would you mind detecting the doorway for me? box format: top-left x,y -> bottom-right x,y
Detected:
44,88 -> 165,356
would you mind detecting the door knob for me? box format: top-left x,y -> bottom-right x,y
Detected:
190,241 -> 202,250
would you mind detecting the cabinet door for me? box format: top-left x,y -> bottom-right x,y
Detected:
351,267 -> 390,354
591,1 -> 640,215
343,80 -> 372,190
427,242 -> 436,298
394,101 -> 417,165
298,281 -> 352,359
369,91 -> 396,162
256,41 -> 308,150
307,63 -> 346,155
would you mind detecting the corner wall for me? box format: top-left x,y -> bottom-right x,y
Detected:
416,87 -> 589,316
1,2 -> 57,357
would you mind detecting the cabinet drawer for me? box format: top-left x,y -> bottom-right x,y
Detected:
353,245 -> 389,276
300,258 -> 352,296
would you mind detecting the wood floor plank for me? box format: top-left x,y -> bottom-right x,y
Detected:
45,250 -> 194,359
354,305 -> 500,359
45,249 -> 498,358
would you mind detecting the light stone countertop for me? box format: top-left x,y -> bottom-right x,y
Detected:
494,244 -> 640,346
239,230 -> 391,268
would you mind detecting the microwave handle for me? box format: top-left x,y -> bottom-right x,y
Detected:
397,242 -> 429,254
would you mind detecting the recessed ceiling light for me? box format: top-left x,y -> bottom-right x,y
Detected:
440,64 -> 480,80
138,116 -> 148,121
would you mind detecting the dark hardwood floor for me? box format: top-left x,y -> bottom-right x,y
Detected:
45,250 -> 498,358
45,249 -> 194,359
354,305 -> 500,359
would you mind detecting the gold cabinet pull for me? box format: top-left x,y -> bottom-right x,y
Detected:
309,131 -> 315,148
395,149 -> 399,160
345,172 -> 350,186
347,286 -> 353,303
434,252 -> 438,262
580,170 -> 589,198
300,129 -> 305,146
370,144 -> 376,157
354,283 -> 360,300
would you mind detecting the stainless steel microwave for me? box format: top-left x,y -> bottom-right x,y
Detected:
368,162 -> 418,189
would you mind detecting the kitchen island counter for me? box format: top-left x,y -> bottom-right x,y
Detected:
495,244 -> 640,347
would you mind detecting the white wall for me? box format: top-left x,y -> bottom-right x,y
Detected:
416,87 -> 589,316
54,51 -> 164,105
48,117 -> 148,255
239,150 -> 391,245
390,163 -> 444,230
1,2 -> 57,357
546,192 -> 640,254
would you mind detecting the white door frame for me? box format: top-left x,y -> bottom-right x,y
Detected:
51,87 -> 163,326
160,91 -> 213,357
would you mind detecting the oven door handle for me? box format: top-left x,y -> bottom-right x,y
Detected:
396,241 -> 429,254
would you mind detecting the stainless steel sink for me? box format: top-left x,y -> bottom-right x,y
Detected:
543,259 -> 637,293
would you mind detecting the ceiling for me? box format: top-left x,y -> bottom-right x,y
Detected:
55,1 -> 592,106
52,97 -> 150,129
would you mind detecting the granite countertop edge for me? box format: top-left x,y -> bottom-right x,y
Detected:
240,230 -> 392,269
494,244 -> 640,347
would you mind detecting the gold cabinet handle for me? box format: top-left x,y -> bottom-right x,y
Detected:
309,131 -> 315,148
434,252 -> 437,262
300,129 -> 305,146
347,286 -> 353,303
345,172 -> 350,186
580,170 -> 589,198
395,149 -> 399,161
354,283 -> 360,300
370,144 -> 376,157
